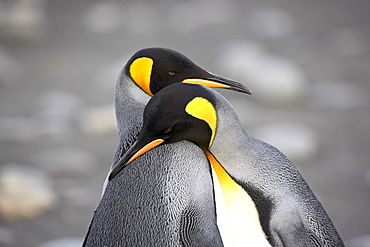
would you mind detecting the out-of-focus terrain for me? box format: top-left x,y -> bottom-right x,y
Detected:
0,1 -> 369,246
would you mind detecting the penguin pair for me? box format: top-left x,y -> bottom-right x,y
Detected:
83,48 -> 251,246
108,82 -> 345,246
102,47 -> 251,194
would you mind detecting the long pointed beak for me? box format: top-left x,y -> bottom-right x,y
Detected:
183,72 -> 252,95
108,138 -> 164,180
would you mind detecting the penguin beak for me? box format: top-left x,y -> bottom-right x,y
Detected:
108,138 -> 164,180
183,72 -> 252,95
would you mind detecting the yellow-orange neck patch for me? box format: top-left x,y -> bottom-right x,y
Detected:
129,57 -> 154,96
185,97 -> 217,148
204,150 -> 270,246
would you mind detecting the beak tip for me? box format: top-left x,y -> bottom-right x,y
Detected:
107,138 -> 165,180
108,161 -> 128,181
108,171 -> 115,181
205,72 -> 253,95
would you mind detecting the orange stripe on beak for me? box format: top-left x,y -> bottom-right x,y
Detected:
183,78 -> 230,89
126,139 -> 165,166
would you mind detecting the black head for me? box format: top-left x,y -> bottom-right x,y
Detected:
109,83 -> 218,180
124,47 -> 252,96
143,83 -> 217,148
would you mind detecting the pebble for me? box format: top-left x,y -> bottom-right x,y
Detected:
215,41 -> 308,104
251,122 -> 318,162
32,148 -> 96,176
38,237 -> 83,247
0,163 -> 57,220
80,104 -> 117,135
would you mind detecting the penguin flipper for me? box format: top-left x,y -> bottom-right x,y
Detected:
270,203 -> 327,247
180,206 -> 223,247
272,216 -> 308,247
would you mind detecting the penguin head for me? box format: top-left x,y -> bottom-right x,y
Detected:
125,47 -> 252,96
141,83 -> 217,149
109,83 -> 219,180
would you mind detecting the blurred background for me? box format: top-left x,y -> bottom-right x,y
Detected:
0,0 -> 369,246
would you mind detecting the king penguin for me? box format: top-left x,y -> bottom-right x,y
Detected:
83,48 -> 251,246
104,47 -> 251,194
109,83 -> 345,247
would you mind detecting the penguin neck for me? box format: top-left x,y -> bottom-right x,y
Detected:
210,96 -> 249,168
205,150 -> 271,247
208,95 -> 265,188
114,70 -> 151,149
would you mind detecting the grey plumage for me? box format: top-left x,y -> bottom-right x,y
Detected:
99,71 -> 148,195
116,83 -> 345,247
83,47 -> 256,246
211,92 -> 344,246
83,70 -> 223,246
84,142 -> 222,246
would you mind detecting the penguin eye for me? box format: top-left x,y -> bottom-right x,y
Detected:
163,126 -> 173,134
168,71 -> 176,76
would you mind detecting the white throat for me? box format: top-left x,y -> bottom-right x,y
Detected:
208,153 -> 271,247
